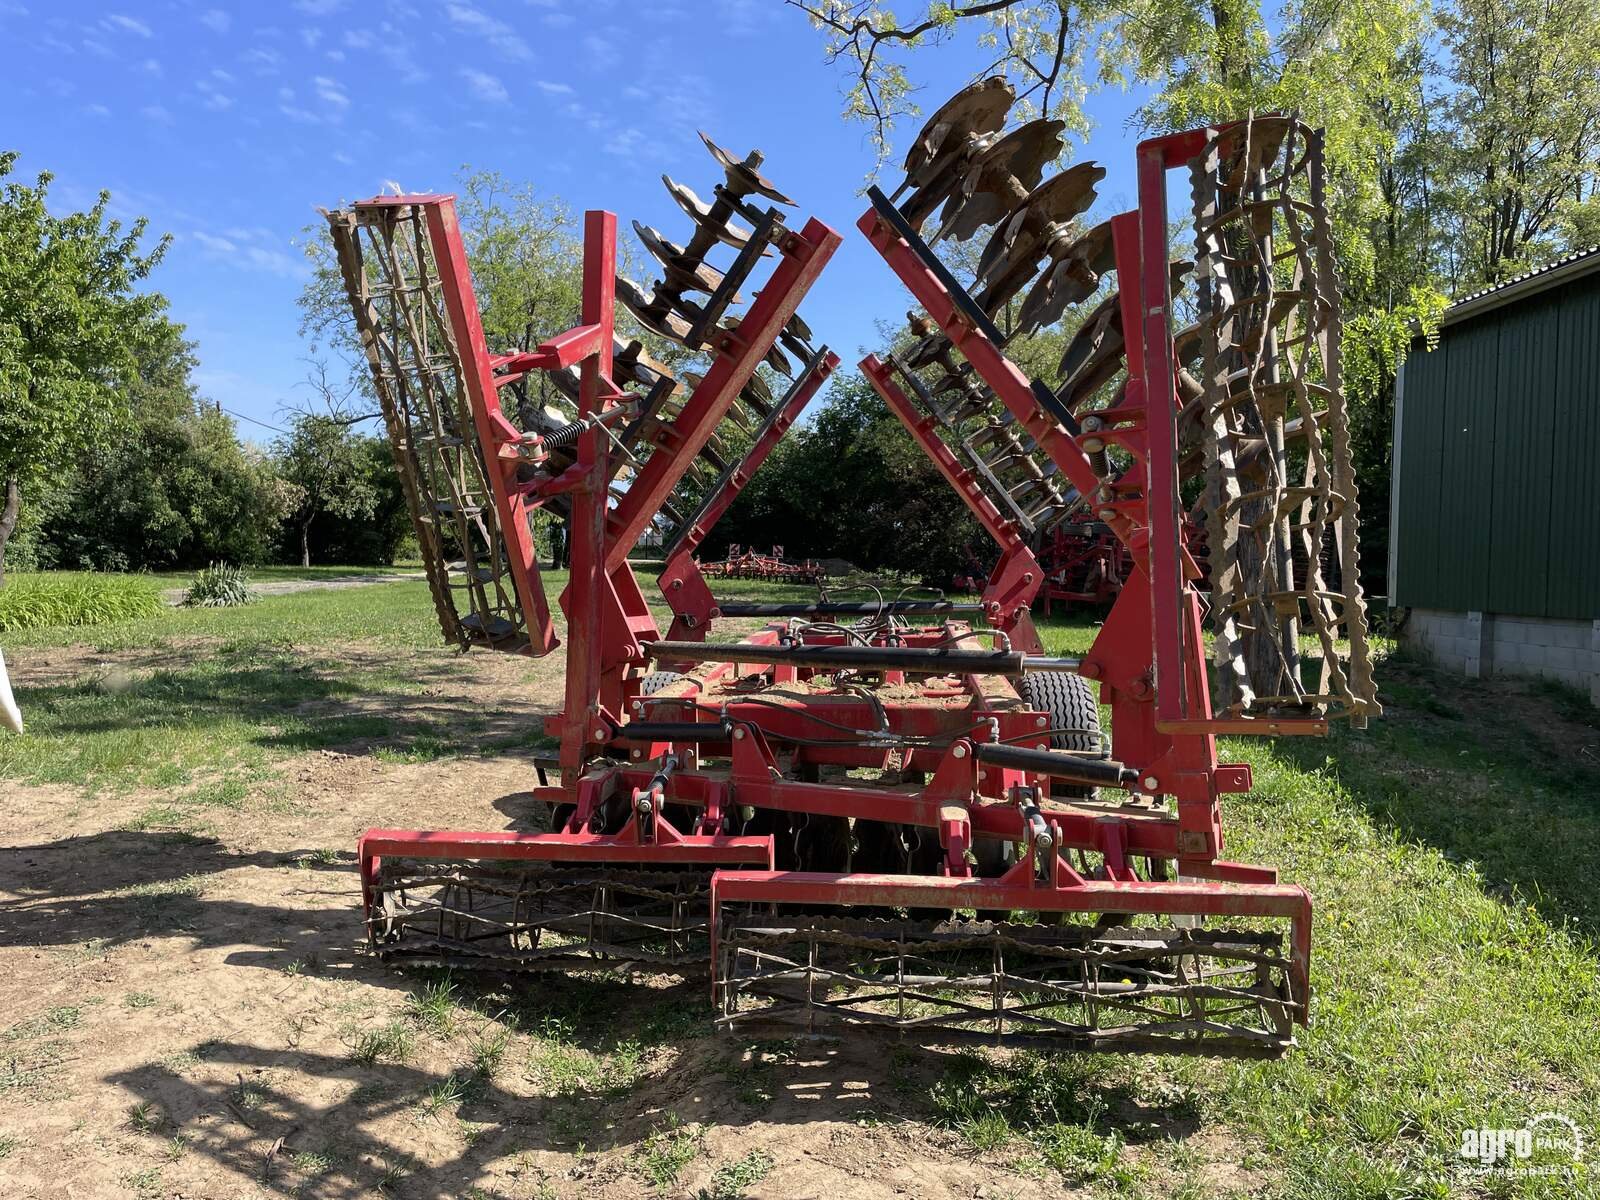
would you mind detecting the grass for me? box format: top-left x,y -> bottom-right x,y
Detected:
636,1117 -> 702,1194
6,574 -> 1600,1197
0,571 -> 161,632
347,1021 -> 414,1067
702,1149 -> 774,1199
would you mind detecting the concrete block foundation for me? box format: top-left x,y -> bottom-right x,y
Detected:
1403,608 -> 1600,705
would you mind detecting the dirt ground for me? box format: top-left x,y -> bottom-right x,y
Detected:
0,639 -> 1233,1200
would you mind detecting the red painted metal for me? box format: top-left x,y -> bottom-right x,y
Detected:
351,122 -> 1331,1043
388,196 -> 560,655
660,354 -> 835,642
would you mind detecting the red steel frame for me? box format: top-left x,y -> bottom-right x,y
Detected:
658,352 -> 838,643
355,130 -> 1321,1025
861,355 -> 1045,653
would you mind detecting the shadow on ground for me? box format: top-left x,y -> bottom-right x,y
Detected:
1277,653 -> 1600,937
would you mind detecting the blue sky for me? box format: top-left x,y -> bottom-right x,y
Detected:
1,0 -> 1153,442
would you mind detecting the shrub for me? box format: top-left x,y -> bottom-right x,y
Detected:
181,562 -> 254,608
0,573 -> 162,632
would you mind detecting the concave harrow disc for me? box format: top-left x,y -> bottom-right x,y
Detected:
368,860 -> 713,973
716,916 -> 1299,1057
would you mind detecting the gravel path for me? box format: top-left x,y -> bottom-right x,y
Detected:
160,571 -> 424,605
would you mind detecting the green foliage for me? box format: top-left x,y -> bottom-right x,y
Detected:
274,408 -> 379,568
38,399 -> 293,572
181,563 -> 253,609
1435,0 -> 1600,288
0,572 -> 160,632
0,150 -> 172,578
714,372 -> 984,580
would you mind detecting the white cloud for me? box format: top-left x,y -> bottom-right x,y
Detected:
197,76 -> 234,111
313,75 -> 349,111
188,231 -> 308,281
139,57 -> 162,77
325,49 -> 345,62
139,104 -> 174,124
244,47 -> 283,74
445,3 -> 530,60
103,12 -> 151,36
604,127 -> 645,157
542,11 -> 574,26
301,27 -> 323,48
292,0 -> 345,13
461,68 -> 509,103
190,231 -> 237,253
535,80 -> 572,95
83,103 -> 111,117
199,9 -> 230,33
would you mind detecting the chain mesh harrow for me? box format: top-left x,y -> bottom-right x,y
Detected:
327,205 -> 538,653
1190,117 -> 1380,722
716,915 -> 1300,1057
367,860 -> 714,972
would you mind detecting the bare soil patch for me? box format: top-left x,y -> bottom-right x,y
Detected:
0,636 -> 1245,1199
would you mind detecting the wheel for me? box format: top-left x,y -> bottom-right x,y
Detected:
1019,670 -> 1103,800
1020,670 -> 1101,754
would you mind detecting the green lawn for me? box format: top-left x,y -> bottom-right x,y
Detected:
2,573 -> 1597,1196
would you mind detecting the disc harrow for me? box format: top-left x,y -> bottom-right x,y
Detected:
331,81 -> 1381,1062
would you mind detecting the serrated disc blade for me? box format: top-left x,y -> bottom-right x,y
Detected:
700,133 -> 793,204
934,119 -> 1066,244
975,162 -> 1106,291
662,175 -> 757,250
633,221 -> 729,296
617,276 -> 695,345
902,76 -> 1015,186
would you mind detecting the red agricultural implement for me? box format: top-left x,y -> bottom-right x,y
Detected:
328,95 -> 1378,1057
699,545 -> 823,584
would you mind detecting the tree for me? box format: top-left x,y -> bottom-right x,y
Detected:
1435,0 -> 1600,289
37,324 -> 295,570
796,0 -> 1450,593
275,383 -> 379,568
0,150 -> 170,584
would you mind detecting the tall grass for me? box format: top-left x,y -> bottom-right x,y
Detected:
0,573 -> 162,633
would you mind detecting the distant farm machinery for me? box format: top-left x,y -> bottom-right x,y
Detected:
328,85 -> 1377,1057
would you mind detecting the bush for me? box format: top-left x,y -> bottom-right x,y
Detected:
0,573 -> 162,632
181,562 -> 254,608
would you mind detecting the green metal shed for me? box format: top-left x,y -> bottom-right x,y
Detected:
1390,246 -> 1600,701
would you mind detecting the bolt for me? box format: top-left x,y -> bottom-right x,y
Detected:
1142,775 -> 1159,790
951,743 -> 967,759
671,579 -> 683,590
1081,436 -> 1105,453
593,727 -> 607,741
1082,414 -> 1104,432
1035,716 -> 1048,728
632,701 -> 643,714
1080,661 -> 1101,679
631,748 -> 642,759
733,727 -> 746,740
1097,508 -> 1116,521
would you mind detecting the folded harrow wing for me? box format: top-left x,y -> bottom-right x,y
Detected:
331,97 -> 1379,1059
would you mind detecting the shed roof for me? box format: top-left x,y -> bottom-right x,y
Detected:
1442,245 -> 1600,327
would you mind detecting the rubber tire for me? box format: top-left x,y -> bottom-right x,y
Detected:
1019,670 -> 1102,801
1020,670 -> 1101,753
